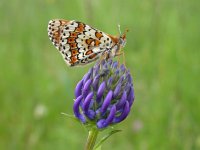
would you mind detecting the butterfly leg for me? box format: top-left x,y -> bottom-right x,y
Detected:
115,50 -> 126,67
97,51 -> 109,68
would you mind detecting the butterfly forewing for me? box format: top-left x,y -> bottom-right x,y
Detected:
48,19 -> 119,66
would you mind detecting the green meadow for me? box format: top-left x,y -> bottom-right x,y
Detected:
0,0 -> 199,149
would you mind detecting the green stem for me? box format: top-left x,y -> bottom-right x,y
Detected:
85,128 -> 99,150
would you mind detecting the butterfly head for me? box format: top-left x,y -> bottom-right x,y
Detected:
109,27 -> 128,58
117,24 -> 128,48
119,30 -> 128,48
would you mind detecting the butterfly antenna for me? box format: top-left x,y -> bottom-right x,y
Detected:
118,24 -> 122,35
125,28 -> 129,34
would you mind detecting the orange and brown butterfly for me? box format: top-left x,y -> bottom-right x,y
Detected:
47,19 -> 127,67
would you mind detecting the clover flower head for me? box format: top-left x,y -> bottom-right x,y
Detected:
73,59 -> 135,129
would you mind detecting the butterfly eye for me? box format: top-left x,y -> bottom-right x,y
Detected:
119,38 -> 126,47
119,38 -> 123,44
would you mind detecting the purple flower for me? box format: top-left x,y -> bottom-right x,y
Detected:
73,59 -> 135,129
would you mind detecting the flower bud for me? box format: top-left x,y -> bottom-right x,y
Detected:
73,60 -> 135,129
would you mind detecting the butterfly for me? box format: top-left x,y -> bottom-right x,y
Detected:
47,19 -> 127,67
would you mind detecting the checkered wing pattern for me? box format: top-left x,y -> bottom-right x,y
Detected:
48,19 -> 118,66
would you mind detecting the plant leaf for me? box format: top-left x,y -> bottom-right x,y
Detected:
94,129 -> 122,149
95,145 -> 102,150
61,112 -> 80,123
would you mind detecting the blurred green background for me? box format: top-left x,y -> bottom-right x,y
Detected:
0,0 -> 199,149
